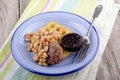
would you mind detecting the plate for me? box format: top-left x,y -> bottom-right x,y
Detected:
11,11 -> 99,76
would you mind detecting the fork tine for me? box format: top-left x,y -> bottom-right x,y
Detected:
76,45 -> 86,62
77,45 -> 89,62
74,44 -> 86,63
73,46 -> 83,63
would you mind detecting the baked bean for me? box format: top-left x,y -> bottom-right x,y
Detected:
33,56 -> 39,62
38,62 -> 42,66
44,46 -> 48,52
39,58 -> 46,63
43,52 -> 48,59
42,63 -> 48,66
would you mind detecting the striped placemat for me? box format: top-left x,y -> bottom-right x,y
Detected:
0,0 -> 119,80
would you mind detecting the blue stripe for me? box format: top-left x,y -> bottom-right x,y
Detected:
60,0 -> 80,12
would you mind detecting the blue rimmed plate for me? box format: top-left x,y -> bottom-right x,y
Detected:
11,11 -> 99,76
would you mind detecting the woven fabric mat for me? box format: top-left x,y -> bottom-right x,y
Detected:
0,0 -> 119,80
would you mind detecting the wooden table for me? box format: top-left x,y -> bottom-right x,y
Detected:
0,0 -> 120,80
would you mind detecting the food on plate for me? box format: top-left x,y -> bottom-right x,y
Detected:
60,33 -> 83,52
47,42 -> 63,64
25,21 -> 82,66
25,21 -> 71,66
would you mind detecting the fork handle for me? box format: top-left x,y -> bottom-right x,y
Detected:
86,18 -> 94,36
86,5 -> 103,36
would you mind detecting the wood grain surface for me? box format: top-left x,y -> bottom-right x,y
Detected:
96,11 -> 120,80
0,0 -> 120,80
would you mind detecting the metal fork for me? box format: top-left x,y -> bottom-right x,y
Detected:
74,5 -> 103,63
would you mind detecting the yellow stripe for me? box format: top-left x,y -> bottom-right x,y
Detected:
16,0 -> 47,26
0,41 -> 10,64
73,0 -> 97,18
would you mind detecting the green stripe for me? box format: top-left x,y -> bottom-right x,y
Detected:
28,73 -> 50,80
0,41 -> 10,64
11,67 -> 31,80
0,58 -> 14,80
11,67 -> 50,80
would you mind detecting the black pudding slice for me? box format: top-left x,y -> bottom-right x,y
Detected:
60,33 -> 83,52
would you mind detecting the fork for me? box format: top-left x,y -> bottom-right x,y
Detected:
74,5 -> 103,63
